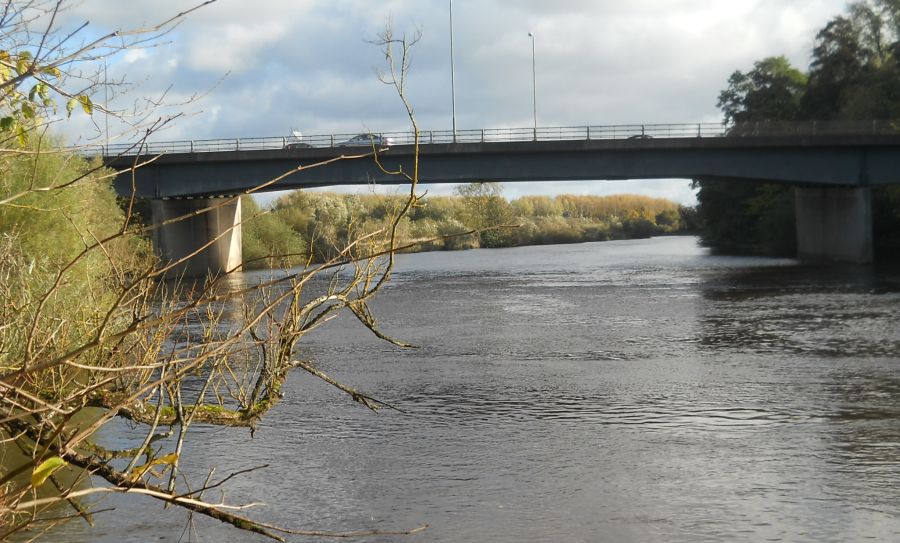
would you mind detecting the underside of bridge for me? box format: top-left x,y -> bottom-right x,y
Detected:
145,185 -> 875,277
151,198 -> 242,277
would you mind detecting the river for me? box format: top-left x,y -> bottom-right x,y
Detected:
61,236 -> 900,542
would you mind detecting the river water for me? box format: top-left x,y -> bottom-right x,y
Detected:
62,236 -> 900,542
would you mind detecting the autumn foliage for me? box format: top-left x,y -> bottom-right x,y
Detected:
241,187 -> 691,267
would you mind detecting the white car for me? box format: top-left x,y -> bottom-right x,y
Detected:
284,129 -> 311,149
336,134 -> 394,147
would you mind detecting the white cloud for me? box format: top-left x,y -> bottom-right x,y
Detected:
56,0 -> 850,202
121,49 -> 149,64
184,21 -> 290,72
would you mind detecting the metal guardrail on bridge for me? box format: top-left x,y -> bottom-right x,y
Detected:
84,120 -> 900,157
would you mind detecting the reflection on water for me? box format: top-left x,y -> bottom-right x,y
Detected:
53,237 -> 900,543
698,264 -> 900,358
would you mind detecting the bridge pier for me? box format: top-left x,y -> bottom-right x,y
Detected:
151,198 -> 242,277
794,187 -> 872,263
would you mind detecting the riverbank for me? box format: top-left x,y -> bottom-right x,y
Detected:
243,187 -> 698,268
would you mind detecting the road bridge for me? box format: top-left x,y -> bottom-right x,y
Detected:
101,121 -> 900,275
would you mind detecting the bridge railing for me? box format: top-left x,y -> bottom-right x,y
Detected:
83,120 -> 900,157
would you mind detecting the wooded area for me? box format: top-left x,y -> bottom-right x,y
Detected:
694,0 -> 900,257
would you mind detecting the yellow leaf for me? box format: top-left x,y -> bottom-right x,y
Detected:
127,453 -> 179,482
152,453 -> 179,466
77,95 -> 92,115
31,457 -> 68,488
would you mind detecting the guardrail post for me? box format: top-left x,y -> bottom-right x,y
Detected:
586,126 -> 590,140
429,131 -> 433,144
330,135 -> 334,147
697,123 -> 701,138
481,129 -> 485,143
236,139 -> 240,151
190,141 -> 194,153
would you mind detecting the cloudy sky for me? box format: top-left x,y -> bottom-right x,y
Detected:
60,0 -> 850,204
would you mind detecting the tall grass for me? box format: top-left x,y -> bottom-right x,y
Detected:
0,145 -> 152,370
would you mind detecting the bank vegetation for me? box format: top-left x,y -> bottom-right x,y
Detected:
1,4 -> 426,541
243,184 -> 696,269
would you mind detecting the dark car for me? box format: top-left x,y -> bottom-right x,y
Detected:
284,142 -> 312,149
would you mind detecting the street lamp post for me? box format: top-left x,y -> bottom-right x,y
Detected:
450,0 -> 457,142
528,32 -> 537,141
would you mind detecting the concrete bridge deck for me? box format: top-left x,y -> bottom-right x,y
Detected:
104,121 -> 900,199
98,121 -> 900,274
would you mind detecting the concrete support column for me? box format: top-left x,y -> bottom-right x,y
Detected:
151,197 -> 242,277
795,187 -> 872,264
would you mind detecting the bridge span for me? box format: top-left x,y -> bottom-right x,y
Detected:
102,121 -> 900,275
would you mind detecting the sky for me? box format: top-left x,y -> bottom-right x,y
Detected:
58,0 -> 851,204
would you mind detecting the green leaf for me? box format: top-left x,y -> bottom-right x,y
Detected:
0,116 -> 14,131
21,102 -> 34,120
31,457 -> 68,488
77,95 -> 92,115
17,124 -> 26,146
66,98 -> 76,118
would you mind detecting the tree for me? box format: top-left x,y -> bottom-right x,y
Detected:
803,2 -> 900,260
717,56 -> 807,124
454,182 -> 517,248
697,1 -> 900,258
695,57 -> 806,255
241,196 -> 308,269
804,1 -> 900,119
0,3 -> 426,540
803,16 -> 869,118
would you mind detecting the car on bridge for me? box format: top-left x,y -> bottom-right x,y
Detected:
336,133 -> 394,147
